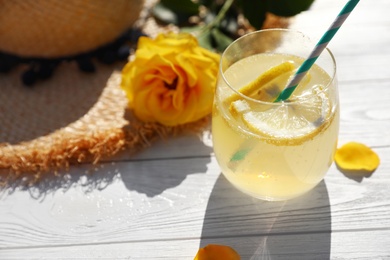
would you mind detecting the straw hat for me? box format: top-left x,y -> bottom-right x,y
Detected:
0,0 -> 144,58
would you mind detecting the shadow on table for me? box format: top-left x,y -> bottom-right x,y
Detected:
1,134 -> 213,200
120,157 -> 212,198
0,163 -> 120,200
199,174 -> 331,260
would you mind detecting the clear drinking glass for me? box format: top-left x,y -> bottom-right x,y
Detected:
212,29 -> 339,201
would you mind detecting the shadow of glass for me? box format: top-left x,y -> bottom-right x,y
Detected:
199,174 -> 331,260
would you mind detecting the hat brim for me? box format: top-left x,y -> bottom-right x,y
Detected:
0,61 -> 209,183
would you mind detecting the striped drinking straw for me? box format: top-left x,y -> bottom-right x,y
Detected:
274,0 -> 360,102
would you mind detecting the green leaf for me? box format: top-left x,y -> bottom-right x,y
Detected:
198,0 -> 214,7
152,0 -> 200,25
211,28 -> 234,52
239,0 -> 267,29
267,0 -> 315,17
160,0 -> 199,15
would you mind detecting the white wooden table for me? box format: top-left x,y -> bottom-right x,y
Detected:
1,0 -> 390,259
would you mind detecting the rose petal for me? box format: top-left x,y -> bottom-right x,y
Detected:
194,244 -> 240,260
334,142 -> 380,172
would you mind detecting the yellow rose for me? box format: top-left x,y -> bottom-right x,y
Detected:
121,32 -> 220,126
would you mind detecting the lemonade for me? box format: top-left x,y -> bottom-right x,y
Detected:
212,30 -> 339,201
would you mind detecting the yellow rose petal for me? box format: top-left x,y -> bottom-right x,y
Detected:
194,244 -> 240,260
334,142 -> 380,172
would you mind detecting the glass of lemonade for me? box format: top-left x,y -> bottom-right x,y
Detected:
212,29 -> 339,201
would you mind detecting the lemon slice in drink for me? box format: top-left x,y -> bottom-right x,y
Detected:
242,88 -> 330,145
227,61 -> 330,145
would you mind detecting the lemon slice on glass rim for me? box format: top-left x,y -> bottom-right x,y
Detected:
228,62 -> 332,146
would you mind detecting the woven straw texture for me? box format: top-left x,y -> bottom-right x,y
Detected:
0,0 -> 144,58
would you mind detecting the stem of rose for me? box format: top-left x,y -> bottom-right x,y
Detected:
199,0 -> 235,36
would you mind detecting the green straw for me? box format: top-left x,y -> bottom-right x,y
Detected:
274,0 -> 360,102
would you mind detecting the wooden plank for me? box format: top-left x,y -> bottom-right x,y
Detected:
338,79 -> 390,147
291,0 -> 390,37
290,0 -> 390,84
1,147 -> 389,249
0,157 -> 215,248
1,229 -> 389,259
